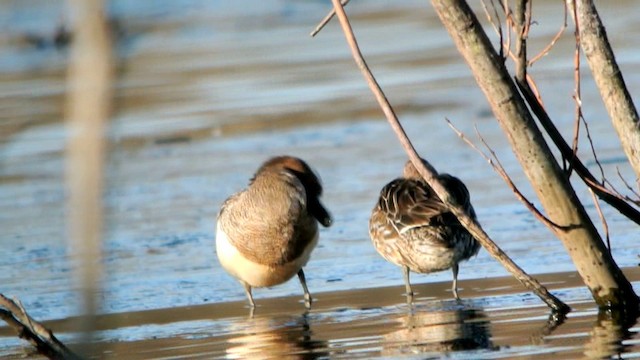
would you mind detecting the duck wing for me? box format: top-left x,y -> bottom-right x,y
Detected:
377,178 -> 450,235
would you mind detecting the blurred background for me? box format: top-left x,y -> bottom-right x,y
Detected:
1,0 -> 639,355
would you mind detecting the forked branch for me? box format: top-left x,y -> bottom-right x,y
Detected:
447,120 -> 567,231
310,0 -> 351,37
515,80 -> 640,227
508,0 -> 640,227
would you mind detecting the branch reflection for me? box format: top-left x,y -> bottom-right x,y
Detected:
583,307 -> 639,359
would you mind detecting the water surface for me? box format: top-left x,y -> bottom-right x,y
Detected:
1,0 -> 639,358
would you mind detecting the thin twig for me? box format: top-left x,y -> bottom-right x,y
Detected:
525,73 -> 545,108
588,188 -> 611,253
447,119 -> 567,231
529,3 -> 568,65
568,1 -> 581,176
516,79 -> 640,226
582,114 -> 609,187
480,0 -> 505,60
310,0 -> 351,37
476,136 -> 569,233
582,113 -> 640,206
524,0 -> 533,37
329,0 -> 569,313
502,0 -> 513,60
616,167 -> 640,204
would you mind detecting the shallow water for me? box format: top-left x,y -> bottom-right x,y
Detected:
1,0 -> 639,358
1,270 -> 639,359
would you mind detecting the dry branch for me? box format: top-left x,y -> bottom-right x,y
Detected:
310,0 -> 351,37
571,0 -> 640,182
516,80 -> 640,227
513,0 -> 528,81
447,120 -> 565,231
569,2 -> 582,176
480,0 -> 505,60
528,4 -> 567,66
0,294 -> 81,359
430,0 -> 637,309
616,168 -> 640,204
588,188 -> 611,252
328,0 -> 569,313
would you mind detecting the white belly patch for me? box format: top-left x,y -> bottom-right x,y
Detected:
215,222 -> 318,288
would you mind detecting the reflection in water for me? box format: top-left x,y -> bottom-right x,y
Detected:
382,307 -> 493,356
528,310 -> 567,345
583,308 -> 639,359
225,314 -> 327,359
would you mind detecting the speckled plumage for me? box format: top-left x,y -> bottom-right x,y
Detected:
369,160 -> 479,300
216,156 -> 332,309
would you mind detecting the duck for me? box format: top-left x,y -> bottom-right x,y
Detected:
369,159 -> 479,300
216,156 -> 332,309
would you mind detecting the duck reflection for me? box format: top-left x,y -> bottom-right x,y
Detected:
382,307 -> 493,356
583,308 -> 638,359
225,314 -> 327,359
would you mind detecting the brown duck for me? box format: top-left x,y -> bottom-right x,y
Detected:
216,156 -> 332,309
369,159 -> 479,300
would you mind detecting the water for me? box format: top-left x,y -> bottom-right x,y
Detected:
1,0 -> 639,358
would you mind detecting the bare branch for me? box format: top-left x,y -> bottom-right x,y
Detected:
616,167 -> 640,205
524,0 -> 533,37
513,0 -> 528,81
480,0 -> 505,60
516,79 -> 640,226
529,3 -> 568,65
447,119 -> 567,231
0,294 -> 81,359
502,0 -> 514,62
434,0 -> 637,309
310,0 -> 351,37
573,0 -> 640,181
568,1 -> 581,176
588,189 -> 611,253
582,116 -> 608,185
330,0 -> 569,313
525,73 -> 545,108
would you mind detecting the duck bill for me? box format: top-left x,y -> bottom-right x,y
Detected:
310,200 -> 332,227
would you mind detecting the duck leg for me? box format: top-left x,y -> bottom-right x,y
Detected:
297,269 -> 313,309
403,266 -> 414,302
452,263 -> 460,300
242,282 -> 255,308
